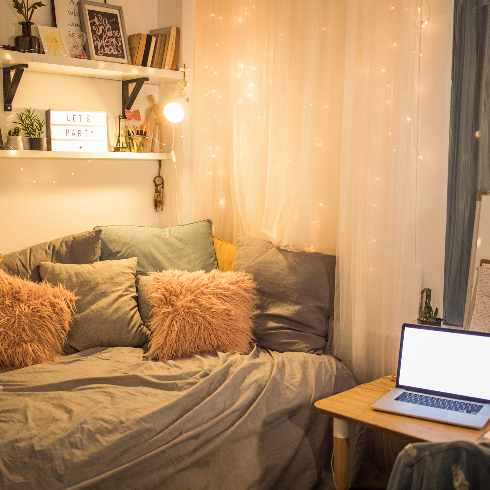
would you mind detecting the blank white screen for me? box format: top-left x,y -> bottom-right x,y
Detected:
398,326 -> 490,401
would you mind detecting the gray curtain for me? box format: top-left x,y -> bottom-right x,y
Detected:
444,0 -> 490,326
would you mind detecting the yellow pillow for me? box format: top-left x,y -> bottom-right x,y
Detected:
213,236 -> 237,272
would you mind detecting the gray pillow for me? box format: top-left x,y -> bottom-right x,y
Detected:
0,230 -> 102,282
39,257 -> 150,352
136,275 -> 154,328
233,235 -> 334,354
94,220 -> 217,276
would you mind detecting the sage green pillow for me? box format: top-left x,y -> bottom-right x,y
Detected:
94,220 -> 217,276
39,257 -> 149,352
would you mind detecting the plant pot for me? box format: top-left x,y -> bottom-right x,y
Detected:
14,22 -> 42,54
6,135 -> 24,150
417,317 -> 443,327
28,137 -> 47,151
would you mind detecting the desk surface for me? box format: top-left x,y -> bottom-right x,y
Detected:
314,377 -> 490,443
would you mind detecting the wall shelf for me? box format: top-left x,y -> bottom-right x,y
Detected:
0,150 -> 174,160
0,49 -> 184,84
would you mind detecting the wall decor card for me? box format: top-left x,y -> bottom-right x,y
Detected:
37,26 -> 68,57
53,0 -> 84,57
78,0 -> 130,64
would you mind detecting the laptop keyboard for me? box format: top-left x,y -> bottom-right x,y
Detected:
395,392 -> 484,414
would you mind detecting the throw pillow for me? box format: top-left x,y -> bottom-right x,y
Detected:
0,269 -> 76,369
0,230 -> 102,282
213,236 -> 237,272
233,235 -> 335,354
94,220 -> 217,276
136,275 -> 154,327
39,257 -> 149,352
146,269 -> 256,361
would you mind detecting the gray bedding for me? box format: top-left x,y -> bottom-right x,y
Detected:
0,346 -> 357,490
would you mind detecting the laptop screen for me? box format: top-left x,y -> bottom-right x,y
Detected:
397,324 -> 490,403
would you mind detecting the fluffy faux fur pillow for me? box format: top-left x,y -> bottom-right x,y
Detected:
0,270 -> 76,369
146,269 -> 256,361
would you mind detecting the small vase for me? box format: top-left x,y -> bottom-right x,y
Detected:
6,135 -> 24,150
14,22 -> 42,54
28,137 -> 47,151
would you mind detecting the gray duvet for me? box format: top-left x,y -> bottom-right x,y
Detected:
0,347 -> 357,490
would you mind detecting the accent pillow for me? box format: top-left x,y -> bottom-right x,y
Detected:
39,257 -> 149,352
146,269 -> 256,361
0,269 -> 76,369
0,230 -> 102,282
94,220 -> 217,276
213,236 -> 237,272
233,235 -> 335,354
136,275 -> 154,328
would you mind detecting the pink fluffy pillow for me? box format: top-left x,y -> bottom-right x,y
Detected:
0,270 -> 76,369
147,269 -> 256,360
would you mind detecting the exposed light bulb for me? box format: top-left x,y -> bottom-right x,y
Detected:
164,102 -> 184,123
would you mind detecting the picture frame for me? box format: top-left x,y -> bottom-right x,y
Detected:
78,0 -> 130,64
37,26 -> 69,57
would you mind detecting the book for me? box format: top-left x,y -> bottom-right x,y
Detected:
146,35 -> 156,67
127,33 -> 142,65
141,35 -> 154,67
152,34 -> 164,68
134,34 -> 147,67
164,27 -> 177,69
171,27 -> 180,70
161,34 -> 170,69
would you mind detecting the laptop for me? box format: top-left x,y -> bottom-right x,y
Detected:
371,323 -> 490,429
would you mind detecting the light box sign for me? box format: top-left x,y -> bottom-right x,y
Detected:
46,110 -> 108,152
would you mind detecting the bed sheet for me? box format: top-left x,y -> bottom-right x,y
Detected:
0,346 -> 357,490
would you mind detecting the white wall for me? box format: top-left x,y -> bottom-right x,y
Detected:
0,0 -> 186,254
416,0 -> 453,318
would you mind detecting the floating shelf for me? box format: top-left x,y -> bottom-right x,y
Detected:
0,49 -> 184,85
0,150 -> 173,160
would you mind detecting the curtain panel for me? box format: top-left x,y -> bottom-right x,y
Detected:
191,0 -> 448,384
191,0 -> 347,255
444,0 -> 490,327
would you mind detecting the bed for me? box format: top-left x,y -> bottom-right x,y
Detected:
0,221 -> 361,490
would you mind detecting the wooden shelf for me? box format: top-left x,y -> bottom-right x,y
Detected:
0,150 -> 173,160
0,49 -> 184,85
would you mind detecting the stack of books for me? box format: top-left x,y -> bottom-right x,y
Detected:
128,27 -> 180,70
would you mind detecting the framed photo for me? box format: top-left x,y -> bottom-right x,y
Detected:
37,26 -> 68,57
52,0 -> 85,57
78,0 -> 130,63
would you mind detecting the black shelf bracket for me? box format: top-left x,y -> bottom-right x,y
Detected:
122,77 -> 149,118
3,64 -> 28,112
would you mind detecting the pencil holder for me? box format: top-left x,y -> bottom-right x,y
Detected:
127,135 -> 148,153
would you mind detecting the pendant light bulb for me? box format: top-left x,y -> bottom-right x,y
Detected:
164,101 -> 185,123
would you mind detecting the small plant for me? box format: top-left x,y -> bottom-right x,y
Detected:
8,126 -> 22,136
14,108 -> 45,138
12,0 -> 46,23
422,288 -> 438,323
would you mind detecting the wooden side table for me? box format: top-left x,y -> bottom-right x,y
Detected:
314,377 -> 490,490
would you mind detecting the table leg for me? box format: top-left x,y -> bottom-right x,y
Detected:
333,417 -> 350,490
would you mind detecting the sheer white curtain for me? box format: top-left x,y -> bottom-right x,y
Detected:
191,0 -> 347,255
333,1 -> 425,383
191,0 -> 442,383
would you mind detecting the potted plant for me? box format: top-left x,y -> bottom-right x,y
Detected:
12,0 -> 46,53
14,107 -> 46,151
6,126 -> 23,150
417,288 -> 443,326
